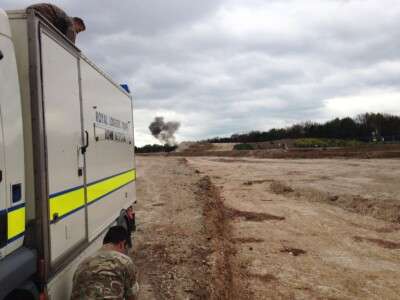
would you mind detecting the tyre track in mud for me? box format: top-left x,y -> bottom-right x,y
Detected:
195,175 -> 249,299
132,157 -> 247,299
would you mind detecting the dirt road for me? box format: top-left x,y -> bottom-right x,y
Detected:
133,156 -> 400,299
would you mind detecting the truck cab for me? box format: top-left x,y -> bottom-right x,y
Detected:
0,8 -> 25,256
0,9 -> 38,300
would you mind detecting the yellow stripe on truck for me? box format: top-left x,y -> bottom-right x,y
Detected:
49,188 -> 85,221
87,169 -> 136,203
49,169 -> 136,221
7,206 -> 25,241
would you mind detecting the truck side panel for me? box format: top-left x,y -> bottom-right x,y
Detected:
80,59 -> 135,241
40,31 -> 87,264
6,10 -> 136,299
46,55 -> 136,296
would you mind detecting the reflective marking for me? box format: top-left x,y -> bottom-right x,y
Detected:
49,188 -> 85,221
7,204 -> 25,241
49,169 -> 136,222
87,169 -> 136,203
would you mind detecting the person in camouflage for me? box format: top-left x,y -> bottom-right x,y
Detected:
26,3 -> 85,44
71,226 -> 139,300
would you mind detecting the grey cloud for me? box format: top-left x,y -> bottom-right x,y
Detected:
80,0 -> 223,36
2,0 -> 400,145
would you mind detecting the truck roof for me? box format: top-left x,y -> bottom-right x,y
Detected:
0,9 -> 11,38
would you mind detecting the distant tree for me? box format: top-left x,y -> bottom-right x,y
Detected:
135,144 -> 177,153
203,113 -> 400,143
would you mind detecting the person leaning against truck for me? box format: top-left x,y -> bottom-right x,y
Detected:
71,226 -> 139,300
26,3 -> 85,44
117,205 -> 136,249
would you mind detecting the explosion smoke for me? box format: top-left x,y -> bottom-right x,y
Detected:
149,116 -> 180,146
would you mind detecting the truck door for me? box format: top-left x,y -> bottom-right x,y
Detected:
0,25 -> 25,258
39,30 -> 87,264
80,59 -> 135,241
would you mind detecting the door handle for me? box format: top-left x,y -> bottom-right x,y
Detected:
81,130 -> 89,154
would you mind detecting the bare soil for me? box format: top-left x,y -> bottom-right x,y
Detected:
132,157 -> 249,299
133,156 -> 400,299
166,143 -> 400,159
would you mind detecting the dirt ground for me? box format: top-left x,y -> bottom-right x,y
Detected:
175,142 -> 237,152
132,156 -> 400,299
169,143 -> 400,159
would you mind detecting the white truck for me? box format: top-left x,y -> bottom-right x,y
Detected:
0,9 -> 136,300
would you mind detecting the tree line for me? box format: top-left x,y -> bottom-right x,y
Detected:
135,144 -> 177,153
207,113 -> 400,143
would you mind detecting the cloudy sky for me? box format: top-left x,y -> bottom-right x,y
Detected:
2,0 -> 400,146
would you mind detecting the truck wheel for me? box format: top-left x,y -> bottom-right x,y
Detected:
4,290 -> 36,300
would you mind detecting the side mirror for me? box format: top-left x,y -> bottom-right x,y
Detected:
0,50 -> 3,60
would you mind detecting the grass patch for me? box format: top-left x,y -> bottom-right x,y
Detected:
294,138 -> 363,148
233,143 -> 255,150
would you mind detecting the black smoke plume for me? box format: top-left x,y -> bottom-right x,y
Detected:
149,116 -> 180,146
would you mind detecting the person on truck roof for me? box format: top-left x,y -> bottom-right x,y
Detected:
26,3 -> 85,44
71,226 -> 139,300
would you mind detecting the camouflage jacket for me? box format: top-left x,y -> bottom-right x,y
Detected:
71,246 -> 139,300
27,3 -> 76,43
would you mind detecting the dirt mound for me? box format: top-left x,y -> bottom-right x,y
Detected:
374,224 -> 400,233
178,143 -> 237,153
353,236 -> 400,249
175,142 -> 194,153
233,237 -> 265,243
280,247 -> 307,256
249,273 -> 278,283
166,144 -> 400,159
336,195 -> 400,223
298,189 -> 400,223
225,206 -> 285,222
266,180 -> 400,224
214,158 -> 256,163
181,142 -> 214,153
270,181 -> 294,194
210,143 -> 237,151
243,179 -> 274,185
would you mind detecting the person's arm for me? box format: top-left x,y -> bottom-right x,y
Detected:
126,284 -> 139,300
124,261 -> 139,300
132,214 -> 136,231
65,22 -> 76,44
126,280 -> 139,300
